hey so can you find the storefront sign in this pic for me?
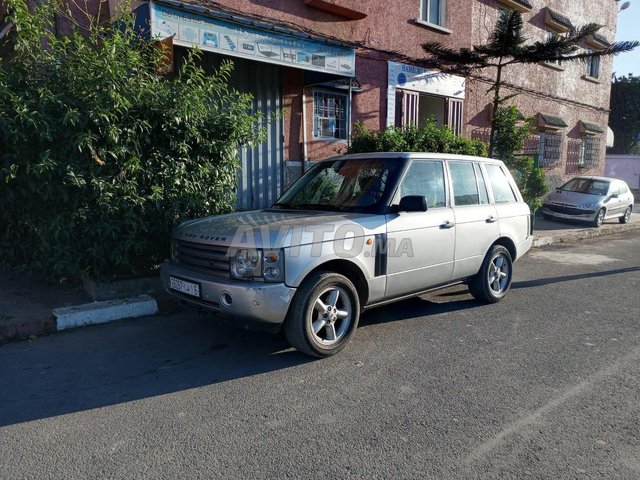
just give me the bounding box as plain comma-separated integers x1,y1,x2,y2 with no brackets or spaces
386,61,465,127
150,1,356,77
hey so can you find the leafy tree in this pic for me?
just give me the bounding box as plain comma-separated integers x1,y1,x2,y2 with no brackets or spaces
0,0,265,282
609,74,640,154
348,119,487,157
493,105,547,210
422,10,639,157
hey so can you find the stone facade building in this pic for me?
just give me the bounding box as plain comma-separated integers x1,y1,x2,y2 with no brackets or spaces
1,0,619,209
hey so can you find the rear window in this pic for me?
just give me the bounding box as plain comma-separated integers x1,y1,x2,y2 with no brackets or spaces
485,164,517,203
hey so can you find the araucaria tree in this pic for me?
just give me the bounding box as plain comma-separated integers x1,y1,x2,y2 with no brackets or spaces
422,10,639,157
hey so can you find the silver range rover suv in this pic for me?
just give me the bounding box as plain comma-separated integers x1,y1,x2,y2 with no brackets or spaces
161,153,533,357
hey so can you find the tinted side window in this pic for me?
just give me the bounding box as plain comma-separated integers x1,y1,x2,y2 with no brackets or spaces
485,164,517,203
399,160,446,208
449,161,480,206
473,163,490,205
620,183,629,194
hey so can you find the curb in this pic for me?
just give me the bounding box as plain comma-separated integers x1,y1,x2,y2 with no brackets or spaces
533,221,640,248
53,295,158,331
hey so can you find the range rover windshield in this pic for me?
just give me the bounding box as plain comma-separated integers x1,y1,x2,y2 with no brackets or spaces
273,158,402,213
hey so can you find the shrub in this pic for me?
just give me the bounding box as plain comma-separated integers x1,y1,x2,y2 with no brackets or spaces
0,0,264,282
492,105,547,210
348,120,488,157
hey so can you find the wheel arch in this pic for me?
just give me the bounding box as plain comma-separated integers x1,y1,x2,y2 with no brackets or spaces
304,260,369,306
492,236,517,261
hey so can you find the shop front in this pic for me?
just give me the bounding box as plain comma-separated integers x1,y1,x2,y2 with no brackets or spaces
149,0,356,210
386,61,466,135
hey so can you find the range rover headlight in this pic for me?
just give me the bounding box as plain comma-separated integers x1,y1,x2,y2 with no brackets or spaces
230,248,261,279
263,250,284,282
229,248,285,282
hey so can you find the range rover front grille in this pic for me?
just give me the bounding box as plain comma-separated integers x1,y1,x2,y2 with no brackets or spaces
174,239,230,278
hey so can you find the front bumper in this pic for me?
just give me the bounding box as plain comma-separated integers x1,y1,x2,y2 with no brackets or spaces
542,204,597,222
160,262,296,328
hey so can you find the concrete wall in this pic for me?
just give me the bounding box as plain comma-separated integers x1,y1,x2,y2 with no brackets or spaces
605,155,640,191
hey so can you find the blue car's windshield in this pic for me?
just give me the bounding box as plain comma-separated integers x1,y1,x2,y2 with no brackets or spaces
560,178,610,196
273,158,403,213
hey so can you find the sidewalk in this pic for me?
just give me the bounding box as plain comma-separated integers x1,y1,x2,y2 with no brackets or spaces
532,207,640,247
1,210,639,343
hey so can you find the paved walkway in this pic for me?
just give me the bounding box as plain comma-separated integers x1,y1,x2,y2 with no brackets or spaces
1,209,639,343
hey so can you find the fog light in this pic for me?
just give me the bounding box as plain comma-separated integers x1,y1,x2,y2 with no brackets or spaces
220,292,233,307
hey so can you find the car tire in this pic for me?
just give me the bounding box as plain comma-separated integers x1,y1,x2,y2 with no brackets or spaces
593,208,606,228
468,245,513,304
619,206,632,224
284,271,360,358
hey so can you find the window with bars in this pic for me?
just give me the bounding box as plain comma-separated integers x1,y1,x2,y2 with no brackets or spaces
313,90,348,140
579,137,601,168
539,132,563,167
421,0,446,26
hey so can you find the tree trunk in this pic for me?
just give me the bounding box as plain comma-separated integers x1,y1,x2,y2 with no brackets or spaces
488,64,503,158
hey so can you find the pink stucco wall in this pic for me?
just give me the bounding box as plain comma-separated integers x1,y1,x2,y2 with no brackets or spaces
74,0,618,177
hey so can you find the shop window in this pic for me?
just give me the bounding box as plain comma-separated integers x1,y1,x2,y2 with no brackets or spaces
313,90,348,141
579,137,601,168
397,90,462,135
585,50,600,79
421,0,446,27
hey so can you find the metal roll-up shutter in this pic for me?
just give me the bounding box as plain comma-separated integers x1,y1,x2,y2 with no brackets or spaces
186,48,284,211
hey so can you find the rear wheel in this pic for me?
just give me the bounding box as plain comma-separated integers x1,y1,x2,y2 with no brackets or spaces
619,206,632,224
593,208,605,228
284,271,360,358
469,245,513,303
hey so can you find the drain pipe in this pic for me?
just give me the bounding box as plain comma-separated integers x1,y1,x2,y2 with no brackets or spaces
301,87,308,174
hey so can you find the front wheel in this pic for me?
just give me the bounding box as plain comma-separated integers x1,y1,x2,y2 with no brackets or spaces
284,271,360,357
468,245,513,303
619,206,632,224
593,208,605,228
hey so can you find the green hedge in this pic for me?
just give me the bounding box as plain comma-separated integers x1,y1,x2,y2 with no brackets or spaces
0,0,264,282
348,120,488,157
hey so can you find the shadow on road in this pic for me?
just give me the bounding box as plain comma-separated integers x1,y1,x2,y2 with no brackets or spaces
512,266,640,289
0,314,312,427
4,265,634,428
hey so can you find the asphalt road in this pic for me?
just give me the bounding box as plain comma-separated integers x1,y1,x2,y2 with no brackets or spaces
1,232,639,479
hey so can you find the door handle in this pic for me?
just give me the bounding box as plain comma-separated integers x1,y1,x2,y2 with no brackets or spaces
486,216,498,223
440,220,455,229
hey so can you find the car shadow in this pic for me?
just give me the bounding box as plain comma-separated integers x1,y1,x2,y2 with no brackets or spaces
512,266,640,289
0,314,313,427
360,285,484,327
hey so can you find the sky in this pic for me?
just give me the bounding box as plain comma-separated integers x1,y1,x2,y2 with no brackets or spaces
613,1,640,77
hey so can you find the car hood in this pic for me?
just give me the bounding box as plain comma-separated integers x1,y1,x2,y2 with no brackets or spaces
545,190,603,207
174,209,387,249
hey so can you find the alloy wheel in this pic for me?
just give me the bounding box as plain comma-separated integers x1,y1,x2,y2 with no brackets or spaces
310,286,352,345
487,253,510,295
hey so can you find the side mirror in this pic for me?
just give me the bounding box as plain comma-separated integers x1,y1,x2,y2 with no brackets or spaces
397,195,428,212
611,193,619,199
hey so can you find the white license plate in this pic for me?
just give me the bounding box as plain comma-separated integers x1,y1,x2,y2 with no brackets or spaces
555,213,571,219
169,276,201,298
